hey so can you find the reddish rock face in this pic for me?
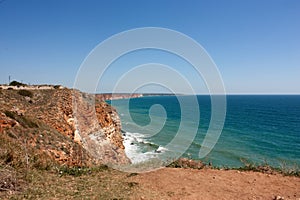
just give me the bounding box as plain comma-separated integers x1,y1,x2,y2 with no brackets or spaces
95,102,124,149
0,88,129,166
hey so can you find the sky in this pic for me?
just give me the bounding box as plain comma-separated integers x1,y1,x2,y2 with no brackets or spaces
0,0,299,94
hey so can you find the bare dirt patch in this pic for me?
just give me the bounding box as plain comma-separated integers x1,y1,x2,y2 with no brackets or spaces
130,168,300,200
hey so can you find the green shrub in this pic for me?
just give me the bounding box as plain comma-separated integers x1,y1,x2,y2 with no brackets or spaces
9,81,26,87
58,166,91,177
19,116,39,128
4,111,38,128
57,165,109,177
53,85,61,89
4,111,16,119
18,90,33,98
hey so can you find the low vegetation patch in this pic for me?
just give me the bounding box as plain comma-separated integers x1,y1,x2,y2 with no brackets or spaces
0,168,21,193
18,89,33,98
207,158,300,177
167,158,300,177
57,165,109,177
3,111,15,119
167,158,206,169
53,85,61,89
9,81,27,87
4,111,38,128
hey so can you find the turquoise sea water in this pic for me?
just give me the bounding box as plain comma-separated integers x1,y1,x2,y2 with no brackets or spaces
108,95,300,168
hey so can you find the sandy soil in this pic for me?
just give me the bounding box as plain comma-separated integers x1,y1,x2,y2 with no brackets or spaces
130,168,300,200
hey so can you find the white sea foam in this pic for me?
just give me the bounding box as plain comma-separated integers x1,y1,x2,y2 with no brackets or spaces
155,146,168,153
123,132,149,163
122,131,160,164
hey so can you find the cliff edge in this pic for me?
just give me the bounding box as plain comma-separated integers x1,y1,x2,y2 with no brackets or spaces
0,86,129,167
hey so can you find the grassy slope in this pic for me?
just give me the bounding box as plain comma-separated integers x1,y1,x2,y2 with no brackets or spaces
0,131,141,199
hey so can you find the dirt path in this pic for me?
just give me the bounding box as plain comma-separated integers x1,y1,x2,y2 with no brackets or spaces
130,168,300,200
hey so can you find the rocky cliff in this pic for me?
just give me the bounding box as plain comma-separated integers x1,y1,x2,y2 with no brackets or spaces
0,87,129,167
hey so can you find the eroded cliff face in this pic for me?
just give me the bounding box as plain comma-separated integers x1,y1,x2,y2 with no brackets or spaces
72,90,129,165
0,87,129,166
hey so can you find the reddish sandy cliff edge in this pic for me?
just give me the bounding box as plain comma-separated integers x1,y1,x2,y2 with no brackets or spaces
0,86,129,166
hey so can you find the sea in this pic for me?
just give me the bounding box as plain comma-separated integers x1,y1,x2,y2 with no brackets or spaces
107,95,300,169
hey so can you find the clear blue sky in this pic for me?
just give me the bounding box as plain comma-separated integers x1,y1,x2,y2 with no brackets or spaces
0,0,299,94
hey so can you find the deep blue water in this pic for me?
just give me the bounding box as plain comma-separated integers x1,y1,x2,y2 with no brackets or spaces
108,95,300,168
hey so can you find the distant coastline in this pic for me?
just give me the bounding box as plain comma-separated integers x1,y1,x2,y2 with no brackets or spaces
96,93,176,101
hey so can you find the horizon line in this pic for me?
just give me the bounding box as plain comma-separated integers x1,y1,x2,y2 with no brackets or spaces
96,92,300,95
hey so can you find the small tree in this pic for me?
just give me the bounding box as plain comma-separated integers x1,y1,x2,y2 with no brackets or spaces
9,81,26,87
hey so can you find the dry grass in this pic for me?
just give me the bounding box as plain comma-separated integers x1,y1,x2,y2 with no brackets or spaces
0,130,139,199
10,168,138,200
0,166,139,199
0,168,19,193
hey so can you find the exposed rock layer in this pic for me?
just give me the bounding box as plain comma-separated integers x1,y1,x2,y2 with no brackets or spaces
0,87,129,166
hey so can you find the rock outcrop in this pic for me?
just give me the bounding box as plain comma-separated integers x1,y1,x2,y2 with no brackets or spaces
0,87,129,166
